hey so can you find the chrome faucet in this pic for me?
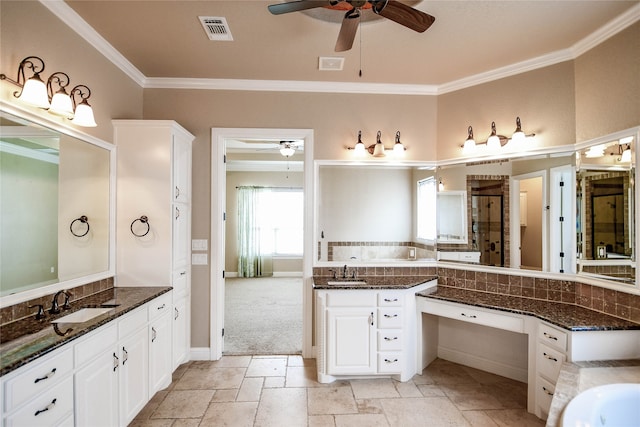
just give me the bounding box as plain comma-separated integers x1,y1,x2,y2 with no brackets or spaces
50,290,72,315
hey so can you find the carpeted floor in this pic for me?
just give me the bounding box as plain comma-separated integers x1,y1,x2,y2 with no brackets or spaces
224,277,303,355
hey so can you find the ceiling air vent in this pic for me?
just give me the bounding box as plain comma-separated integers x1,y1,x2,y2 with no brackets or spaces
199,16,233,41
319,57,344,71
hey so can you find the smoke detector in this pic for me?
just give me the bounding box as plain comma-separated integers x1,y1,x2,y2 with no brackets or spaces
199,16,233,41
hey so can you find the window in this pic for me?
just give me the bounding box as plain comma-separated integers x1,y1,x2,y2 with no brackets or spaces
416,177,437,241
257,189,303,255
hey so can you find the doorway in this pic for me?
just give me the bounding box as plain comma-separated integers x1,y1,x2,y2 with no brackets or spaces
210,128,314,360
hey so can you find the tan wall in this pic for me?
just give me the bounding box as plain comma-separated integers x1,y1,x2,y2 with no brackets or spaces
0,1,143,142
574,22,640,143
436,62,577,161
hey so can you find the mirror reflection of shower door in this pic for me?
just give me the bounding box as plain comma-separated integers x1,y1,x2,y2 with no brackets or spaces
473,195,504,266
592,193,625,257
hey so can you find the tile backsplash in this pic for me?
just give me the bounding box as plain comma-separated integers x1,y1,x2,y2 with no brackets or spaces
0,277,114,326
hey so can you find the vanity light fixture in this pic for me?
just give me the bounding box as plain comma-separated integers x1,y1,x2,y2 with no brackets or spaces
461,117,535,155
70,85,97,127
348,130,407,157
0,56,50,108
0,56,98,127
47,72,74,118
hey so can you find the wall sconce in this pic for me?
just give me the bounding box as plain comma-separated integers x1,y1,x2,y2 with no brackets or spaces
348,130,407,157
1,56,97,127
461,117,535,155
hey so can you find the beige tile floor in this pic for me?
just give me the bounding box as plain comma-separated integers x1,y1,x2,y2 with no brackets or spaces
130,356,545,427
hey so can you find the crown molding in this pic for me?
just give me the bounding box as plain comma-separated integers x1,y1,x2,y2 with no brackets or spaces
41,0,639,96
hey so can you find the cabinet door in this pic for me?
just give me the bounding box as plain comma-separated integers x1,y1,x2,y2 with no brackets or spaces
75,349,119,427
172,134,191,204
172,295,189,370
120,326,149,426
326,307,375,375
172,203,190,269
149,312,173,395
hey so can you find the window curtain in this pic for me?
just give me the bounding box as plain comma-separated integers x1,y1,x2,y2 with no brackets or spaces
237,186,273,277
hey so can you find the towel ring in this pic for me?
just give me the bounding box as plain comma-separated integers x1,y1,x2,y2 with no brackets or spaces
130,215,150,237
70,215,90,237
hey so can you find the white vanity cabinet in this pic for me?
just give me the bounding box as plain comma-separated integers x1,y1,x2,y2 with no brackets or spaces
148,292,173,395
534,322,567,418
316,280,435,383
114,120,194,371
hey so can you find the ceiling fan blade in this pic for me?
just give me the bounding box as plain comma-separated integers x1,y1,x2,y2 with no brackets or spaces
268,1,332,15
372,0,435,33
335,8,360,52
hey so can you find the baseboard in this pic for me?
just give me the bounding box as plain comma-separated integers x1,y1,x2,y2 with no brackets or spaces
225,272,303,278
438,346,528,383
190,347,213,361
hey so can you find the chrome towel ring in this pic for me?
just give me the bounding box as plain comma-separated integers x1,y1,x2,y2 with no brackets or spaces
130,215,150,237
70,215,90,237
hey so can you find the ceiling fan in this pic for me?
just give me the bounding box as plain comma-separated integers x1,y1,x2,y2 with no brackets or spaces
268,0,436,52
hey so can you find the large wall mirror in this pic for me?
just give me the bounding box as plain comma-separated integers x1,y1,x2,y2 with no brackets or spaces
0,105,114,303
316,163,437,263
576,129,636,286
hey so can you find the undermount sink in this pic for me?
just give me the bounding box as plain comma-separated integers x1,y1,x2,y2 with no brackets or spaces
51,307,112,324
327,280,367,286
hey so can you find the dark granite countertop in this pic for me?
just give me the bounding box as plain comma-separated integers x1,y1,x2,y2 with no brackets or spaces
313,275,438,290
417,286,640,332
0,286,171,377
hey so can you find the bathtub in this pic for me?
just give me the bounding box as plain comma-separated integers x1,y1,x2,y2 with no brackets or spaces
562,383,640,427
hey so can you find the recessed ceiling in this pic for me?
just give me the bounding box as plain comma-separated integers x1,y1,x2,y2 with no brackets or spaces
63,1,638,87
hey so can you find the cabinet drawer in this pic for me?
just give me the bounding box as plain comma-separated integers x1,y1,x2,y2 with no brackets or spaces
538,323,567,352
377,309,403,329
148,292,172,320
326,291,376,307
422,300,524,333
118,305,148,339
377,353,402,374
4,347,73,412
536,376,556,416
536,343,565,383
75,323,117,367
377,330,403,351
5,376,73,427
377,292,403,307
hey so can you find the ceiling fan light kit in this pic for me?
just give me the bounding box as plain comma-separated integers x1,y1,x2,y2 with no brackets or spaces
268,0,435,52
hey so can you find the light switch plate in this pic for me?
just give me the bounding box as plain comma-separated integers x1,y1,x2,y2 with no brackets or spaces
192,239,208,251
192,253,208,265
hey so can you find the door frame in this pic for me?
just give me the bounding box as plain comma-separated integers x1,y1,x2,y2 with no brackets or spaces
210,127,314,360
510,170,548,271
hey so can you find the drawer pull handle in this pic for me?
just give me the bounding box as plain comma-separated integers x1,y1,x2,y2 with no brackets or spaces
175,307,180,320
157,304,166,310
543,352,558,362
384,314,398,318
543,332,558,341
34,398,56,417
384,298,398,302
123,347,129,365
542,386,554,396
113,353,119,372
175,206,181,220
175,186,180,199
384,337,398,341
384,358,398,363
152,327,157,342
34,368,56,384
369,312,374,326
461,313,477,319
